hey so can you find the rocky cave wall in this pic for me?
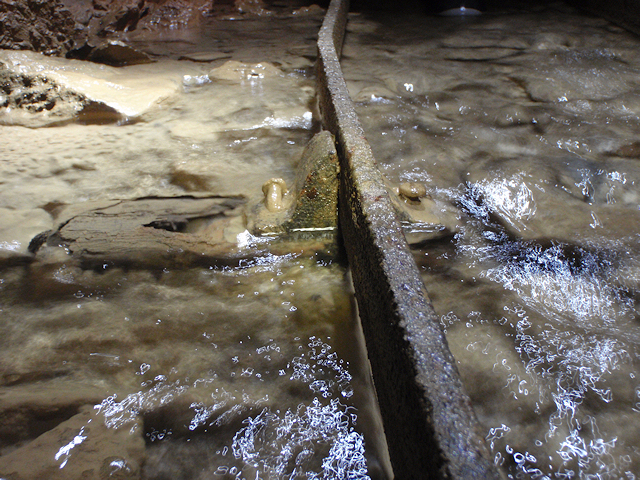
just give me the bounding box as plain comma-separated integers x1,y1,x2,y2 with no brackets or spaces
0,0,80,55
0,0,319,57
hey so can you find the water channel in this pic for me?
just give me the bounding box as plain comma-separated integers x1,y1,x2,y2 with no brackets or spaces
1,1,640,479
341,3,640,479
0,5,389,479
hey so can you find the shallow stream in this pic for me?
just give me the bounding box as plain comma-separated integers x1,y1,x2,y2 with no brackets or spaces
2,1,640,479
342,4,640,479
0,255,387,479
0,6,389,480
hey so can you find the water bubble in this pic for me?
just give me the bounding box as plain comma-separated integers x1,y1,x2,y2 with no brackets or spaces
101,457,133,478
214,466,229,475
230,398,369,479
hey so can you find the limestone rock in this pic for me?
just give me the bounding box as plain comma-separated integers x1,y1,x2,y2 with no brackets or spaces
0,50,182,126
0,382,108,452
135,0,210,31
94,0,148,36
0,58,99,127
87,40,153,66
32,196,246,268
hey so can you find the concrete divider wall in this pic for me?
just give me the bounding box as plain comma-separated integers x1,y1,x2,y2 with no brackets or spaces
316,1,502,478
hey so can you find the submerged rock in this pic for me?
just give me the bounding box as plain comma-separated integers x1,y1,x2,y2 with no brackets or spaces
31,196,247,268
610,141,640,158
0,406,145,480
0,382,108,452
87,40,153,66
0,208,53,256
464,156,640,250
511,49,637,103
208,60,284,82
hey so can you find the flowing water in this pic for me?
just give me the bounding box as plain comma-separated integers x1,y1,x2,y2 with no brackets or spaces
0,11,322,252
0,255,387,479
341,3,640,479
3,2,640,479
0,6,390,479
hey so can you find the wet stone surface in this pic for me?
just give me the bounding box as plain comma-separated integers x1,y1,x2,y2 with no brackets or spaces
0,0,79,55
30,196,247,269
250,130,340,236
0,9,323,260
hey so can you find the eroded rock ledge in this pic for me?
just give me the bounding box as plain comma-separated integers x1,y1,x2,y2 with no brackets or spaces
0,0,79,55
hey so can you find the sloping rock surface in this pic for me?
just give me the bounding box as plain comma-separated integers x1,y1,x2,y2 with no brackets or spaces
0,50,183,125
34,196,246,268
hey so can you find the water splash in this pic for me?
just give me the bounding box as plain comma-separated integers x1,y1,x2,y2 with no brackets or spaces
231,399,369,479
453,232,640,478
91,336,370,479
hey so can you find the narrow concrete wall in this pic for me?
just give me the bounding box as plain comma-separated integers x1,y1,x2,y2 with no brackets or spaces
315,1,502,478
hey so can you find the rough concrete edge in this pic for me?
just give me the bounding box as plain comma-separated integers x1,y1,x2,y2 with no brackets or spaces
316,1,502,479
